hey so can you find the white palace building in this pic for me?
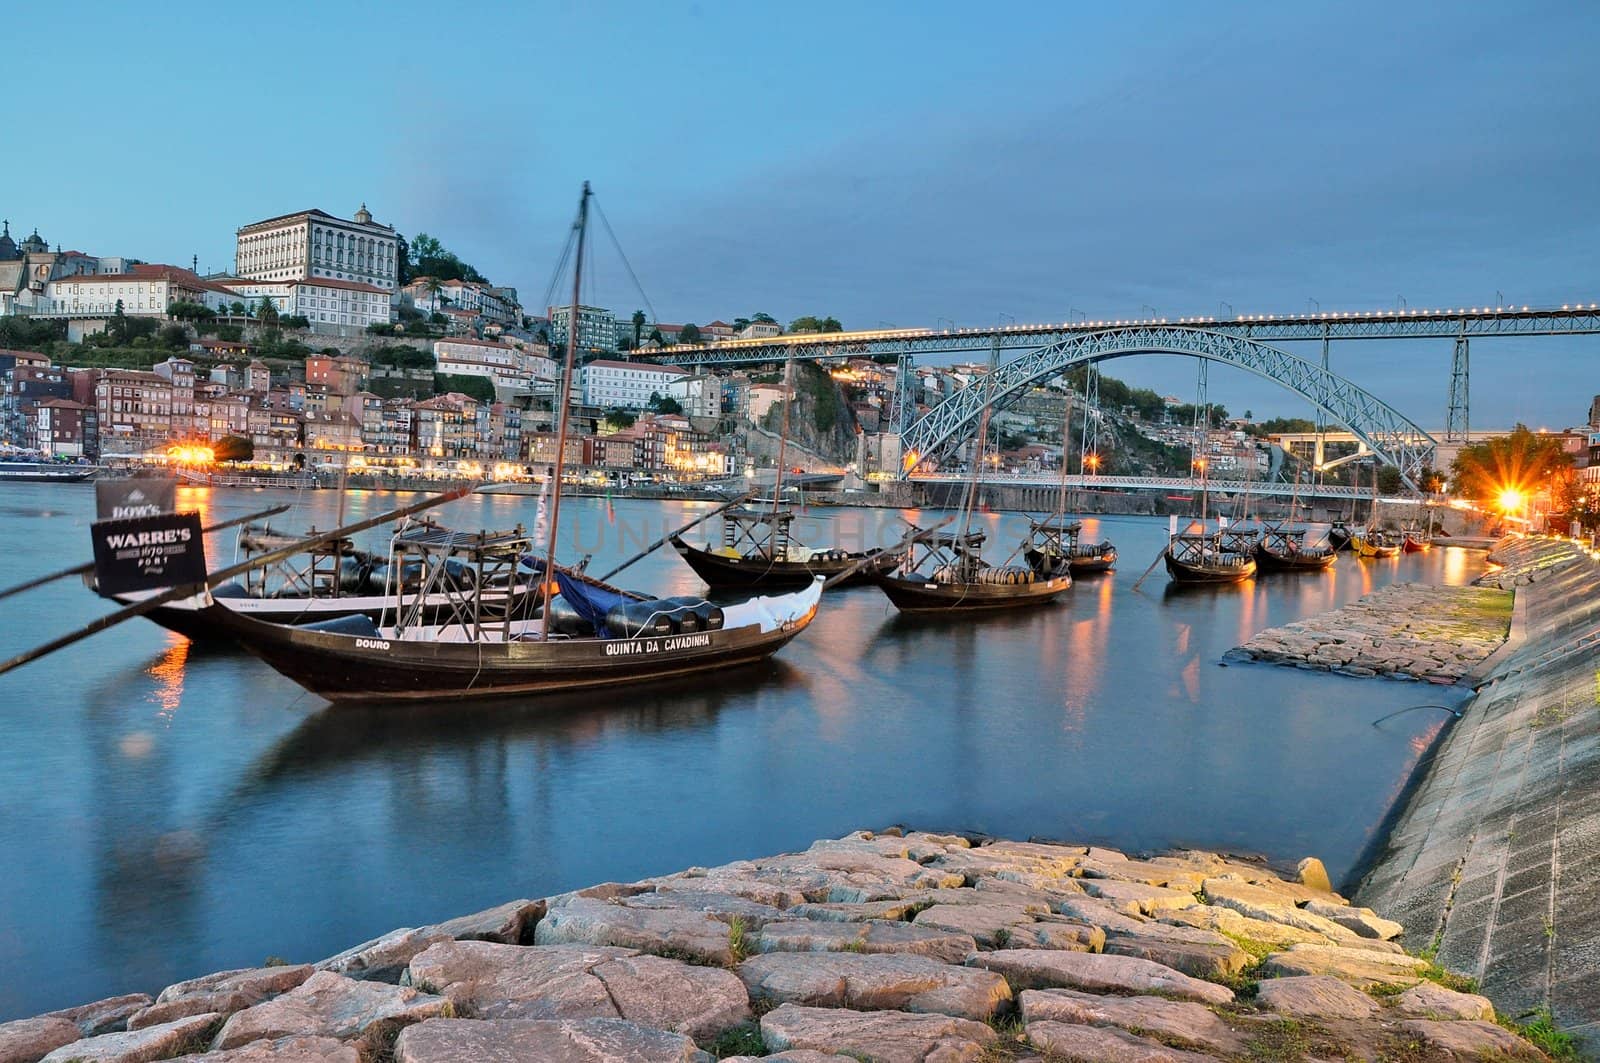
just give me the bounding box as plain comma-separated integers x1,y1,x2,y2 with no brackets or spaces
234,204,399,292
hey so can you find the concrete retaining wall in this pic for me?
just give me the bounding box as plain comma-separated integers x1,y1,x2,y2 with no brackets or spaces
1358,537,1600,1051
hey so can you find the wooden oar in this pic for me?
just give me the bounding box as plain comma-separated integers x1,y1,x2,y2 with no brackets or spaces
0,503,293,604
0,488,472,679
594,491,756,582
822,516,955,590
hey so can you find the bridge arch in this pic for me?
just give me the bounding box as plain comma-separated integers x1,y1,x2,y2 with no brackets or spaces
900,326,1437,488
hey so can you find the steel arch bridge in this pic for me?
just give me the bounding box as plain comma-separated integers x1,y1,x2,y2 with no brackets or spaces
900,326,1437,489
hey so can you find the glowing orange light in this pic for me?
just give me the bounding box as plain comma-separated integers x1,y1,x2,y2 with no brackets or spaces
1498,488,1525,513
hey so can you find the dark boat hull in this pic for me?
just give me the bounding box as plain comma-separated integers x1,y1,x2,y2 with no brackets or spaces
671,536,899,589
1403,536,1431,553
1252,544,1336,572
872,573,1071,613
197,588,820,704
1164,553,1256,583
1024,547,1117,576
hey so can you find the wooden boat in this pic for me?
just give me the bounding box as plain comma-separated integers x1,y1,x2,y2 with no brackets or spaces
108,521,539,641
1403,534,1431,553
874,531,1071,613
191,182,825,703
1254,524,1337,572
1023,518,1116,576
672,507,900,589
203,525,822,702
1328,521,1354,552
1351,528,1402,558
1164,531,1256,583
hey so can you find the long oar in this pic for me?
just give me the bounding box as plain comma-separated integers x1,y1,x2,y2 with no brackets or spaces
821,516,954,591
595,491,756,583
0,503,293,604
0,488,472,679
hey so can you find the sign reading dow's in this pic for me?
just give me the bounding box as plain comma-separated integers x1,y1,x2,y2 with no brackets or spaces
91,512,207,596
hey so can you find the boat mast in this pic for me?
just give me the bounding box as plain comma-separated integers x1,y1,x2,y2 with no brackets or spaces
540,181,591,641
771,350,793,518
1052,384,1074,525
959,337,1001,543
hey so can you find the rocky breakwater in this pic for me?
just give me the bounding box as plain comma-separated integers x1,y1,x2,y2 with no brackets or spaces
1,831,1564,1063
1227,582,1513,682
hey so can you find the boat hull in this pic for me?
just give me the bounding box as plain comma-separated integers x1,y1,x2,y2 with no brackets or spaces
1351,536,1401,559
1402,536,1431,553
872,573,1071,613
198,586,821,704
1164,553,1257,583
1025,547,1117,576
671,536,899,589
1253,544,1336,572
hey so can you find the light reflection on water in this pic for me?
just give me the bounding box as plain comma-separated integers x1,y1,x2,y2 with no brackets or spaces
0,484,1482,1019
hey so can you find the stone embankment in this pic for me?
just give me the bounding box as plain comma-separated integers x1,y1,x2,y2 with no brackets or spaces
1,831,1560,1063
1361,536,1600,1055
1227,582,1513,682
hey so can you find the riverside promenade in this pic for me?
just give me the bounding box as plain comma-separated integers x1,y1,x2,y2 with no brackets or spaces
1359,536,1600,1054
0,830,1557,1062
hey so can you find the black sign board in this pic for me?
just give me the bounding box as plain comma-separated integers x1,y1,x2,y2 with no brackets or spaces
96,477,176,521
91,512,208,596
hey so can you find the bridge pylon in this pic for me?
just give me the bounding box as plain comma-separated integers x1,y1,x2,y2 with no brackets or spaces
1445,331,1470,443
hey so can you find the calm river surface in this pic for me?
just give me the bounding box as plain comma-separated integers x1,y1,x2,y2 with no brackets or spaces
0,482,1484,1019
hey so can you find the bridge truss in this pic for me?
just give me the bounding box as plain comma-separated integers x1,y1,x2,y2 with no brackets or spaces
898,326,1437,490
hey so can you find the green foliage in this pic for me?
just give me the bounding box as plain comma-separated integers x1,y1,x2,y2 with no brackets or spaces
752,312,776,324
166,300,215,323
434,373,495,404
409,231,487,284
603,408,636,431
798,362,842,433
678,322,702,344
726,917,750,963
157,323,190,349
372,345,435,370
1502,1007,1578,1060
1449,425,1575,505
789,314,843,333
255,295,278,328
97,305,159,347
212,324,244,342
280,314,310,331
648,392,684,416
630,309,646,349
229,300,247,316
213,435,254,462
0,315,67,350
1244,1019,1311,1062
1376,464,1403,494
1255,416,1319,435
707,1022,765,1058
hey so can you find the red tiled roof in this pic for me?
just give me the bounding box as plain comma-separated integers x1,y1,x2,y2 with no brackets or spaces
435,336,513,350
58,263,238,297
33,398,93,410
237,208,394,235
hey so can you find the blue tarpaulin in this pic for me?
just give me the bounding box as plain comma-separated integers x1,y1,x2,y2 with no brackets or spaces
552,567,629,638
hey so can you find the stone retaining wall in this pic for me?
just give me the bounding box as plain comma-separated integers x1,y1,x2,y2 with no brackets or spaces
1,831,1557,1062
1359,536,1600,1055
1228,582,1513,682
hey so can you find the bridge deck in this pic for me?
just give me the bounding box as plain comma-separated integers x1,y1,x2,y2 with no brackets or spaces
911,473,1403,500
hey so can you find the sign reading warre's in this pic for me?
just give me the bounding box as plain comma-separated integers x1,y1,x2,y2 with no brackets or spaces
91,512,208,596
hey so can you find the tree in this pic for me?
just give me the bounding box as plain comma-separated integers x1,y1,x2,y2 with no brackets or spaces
648,327,664,345
732,317,751,332
429,311,447,326
752,312,776,324
1376,465,1403,495
410,232,486,284
230,300,246,316
789,315,843,333
280,314,310,330
109,300,128,344
425,277,444,310
395,233,411,285
256,295,279,329
434,372,495,404
167,300,214,323
631,309,646,349
1449,426,1576,511
159,323,190,349
603,408,637,431
213,434,254,463
678,322,702,344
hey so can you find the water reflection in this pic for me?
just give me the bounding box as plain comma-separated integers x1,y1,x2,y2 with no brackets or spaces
0,484,1492,1019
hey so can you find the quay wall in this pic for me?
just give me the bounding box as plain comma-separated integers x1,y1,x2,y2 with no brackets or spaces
1358,537,1600,1051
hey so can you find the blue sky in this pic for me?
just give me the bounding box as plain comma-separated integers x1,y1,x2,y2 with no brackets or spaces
5,1,1598,428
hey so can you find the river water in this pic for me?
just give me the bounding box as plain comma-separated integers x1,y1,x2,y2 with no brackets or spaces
0,482,1483,1019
